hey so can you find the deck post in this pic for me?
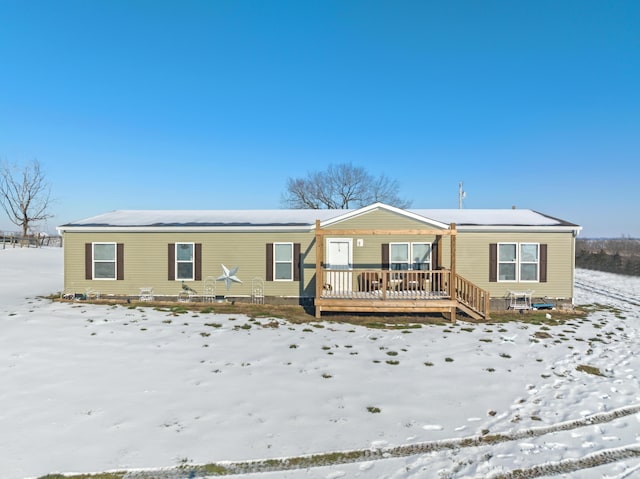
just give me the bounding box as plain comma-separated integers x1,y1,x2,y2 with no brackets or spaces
450,223,457,279
485,291,491,319
450,223,457,322
315,220,323,318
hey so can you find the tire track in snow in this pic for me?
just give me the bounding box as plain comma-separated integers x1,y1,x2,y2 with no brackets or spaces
484,444,640,479
575,279,640,307
120,403,640,478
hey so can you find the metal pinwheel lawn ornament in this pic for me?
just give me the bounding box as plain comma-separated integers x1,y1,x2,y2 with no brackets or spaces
216,264,242,290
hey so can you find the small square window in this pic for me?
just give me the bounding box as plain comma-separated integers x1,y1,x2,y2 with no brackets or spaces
499,263,516,281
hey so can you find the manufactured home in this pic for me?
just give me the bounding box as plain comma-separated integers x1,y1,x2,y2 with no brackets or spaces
57,203,581,320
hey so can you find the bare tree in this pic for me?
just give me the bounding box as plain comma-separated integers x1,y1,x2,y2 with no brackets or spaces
0,159,53,237
282,163,411,209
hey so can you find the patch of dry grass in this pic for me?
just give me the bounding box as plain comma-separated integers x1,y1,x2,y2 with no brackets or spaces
53,296,587,328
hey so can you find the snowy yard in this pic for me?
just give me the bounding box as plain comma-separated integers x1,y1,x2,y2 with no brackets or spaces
1,247,639,479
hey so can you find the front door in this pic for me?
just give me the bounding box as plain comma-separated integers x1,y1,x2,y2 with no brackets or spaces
326,238,353,293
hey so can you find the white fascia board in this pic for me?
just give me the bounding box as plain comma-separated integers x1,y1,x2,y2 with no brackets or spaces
320,202,450,229
318,203,378,227
457,225,583,234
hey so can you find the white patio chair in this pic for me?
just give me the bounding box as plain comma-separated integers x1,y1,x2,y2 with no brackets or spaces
203,276,216,302
252,277,264,304
139,287,154,302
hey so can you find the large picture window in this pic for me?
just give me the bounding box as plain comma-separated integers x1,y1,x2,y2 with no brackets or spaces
498,243,539,282
390,242,431,271
274,242,294,281
93,243,116,280
176,243,194,280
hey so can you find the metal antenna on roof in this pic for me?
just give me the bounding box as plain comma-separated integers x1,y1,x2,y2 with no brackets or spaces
458,182,466,209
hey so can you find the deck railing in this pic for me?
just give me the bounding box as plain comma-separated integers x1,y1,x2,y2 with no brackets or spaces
319,268,490,319
454,274,490,318
320,269,452,300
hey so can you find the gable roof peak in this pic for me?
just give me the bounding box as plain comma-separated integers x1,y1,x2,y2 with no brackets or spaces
320,202,450,229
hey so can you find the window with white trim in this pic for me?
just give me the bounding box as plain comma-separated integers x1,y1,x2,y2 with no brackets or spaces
498,243,517,281
498,242,539,282
93,243,116,280
390,242,432,271
175,243,195,280
412,243,432,271
519,243,539,282
390,243,409,271
274,242,294,281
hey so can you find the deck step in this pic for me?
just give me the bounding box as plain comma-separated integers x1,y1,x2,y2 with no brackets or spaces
456,301,487,320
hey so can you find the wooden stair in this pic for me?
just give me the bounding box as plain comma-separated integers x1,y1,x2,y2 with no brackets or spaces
454,274,490,320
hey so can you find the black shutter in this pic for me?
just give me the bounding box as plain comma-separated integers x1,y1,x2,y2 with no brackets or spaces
266,243,274,281
116,243,124,280
195,243,202,281
168,243,175,280
432,237,440,270
293,243,301,281
489,243,497,282
382,244,389,269
85,243,93,280
540,244,548,283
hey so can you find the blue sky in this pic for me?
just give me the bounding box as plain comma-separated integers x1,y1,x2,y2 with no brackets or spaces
1,0,638,238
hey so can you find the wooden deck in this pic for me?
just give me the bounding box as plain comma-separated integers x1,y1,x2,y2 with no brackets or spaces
312,220,490,321
314,269,490,321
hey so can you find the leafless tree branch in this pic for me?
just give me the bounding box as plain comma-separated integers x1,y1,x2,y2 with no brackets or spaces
0,159,53,237
281,163,411,209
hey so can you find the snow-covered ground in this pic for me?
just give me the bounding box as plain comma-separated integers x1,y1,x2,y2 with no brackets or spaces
1,246,639,479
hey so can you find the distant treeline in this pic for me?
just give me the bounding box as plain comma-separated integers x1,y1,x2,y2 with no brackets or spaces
576,238,640,276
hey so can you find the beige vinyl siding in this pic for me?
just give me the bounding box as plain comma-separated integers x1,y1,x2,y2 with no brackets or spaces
63,231,317,298
343,234,441,268
62,213,576,303
325,209,448,269
455,231,576,299
328,209,447,231
437,237,451,269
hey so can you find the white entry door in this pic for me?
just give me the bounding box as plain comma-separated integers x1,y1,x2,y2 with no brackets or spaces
326,238,353,293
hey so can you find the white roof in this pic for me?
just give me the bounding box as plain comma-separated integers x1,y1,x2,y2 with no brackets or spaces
61,209,341,227
409,209,574,227
58,204,580,233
